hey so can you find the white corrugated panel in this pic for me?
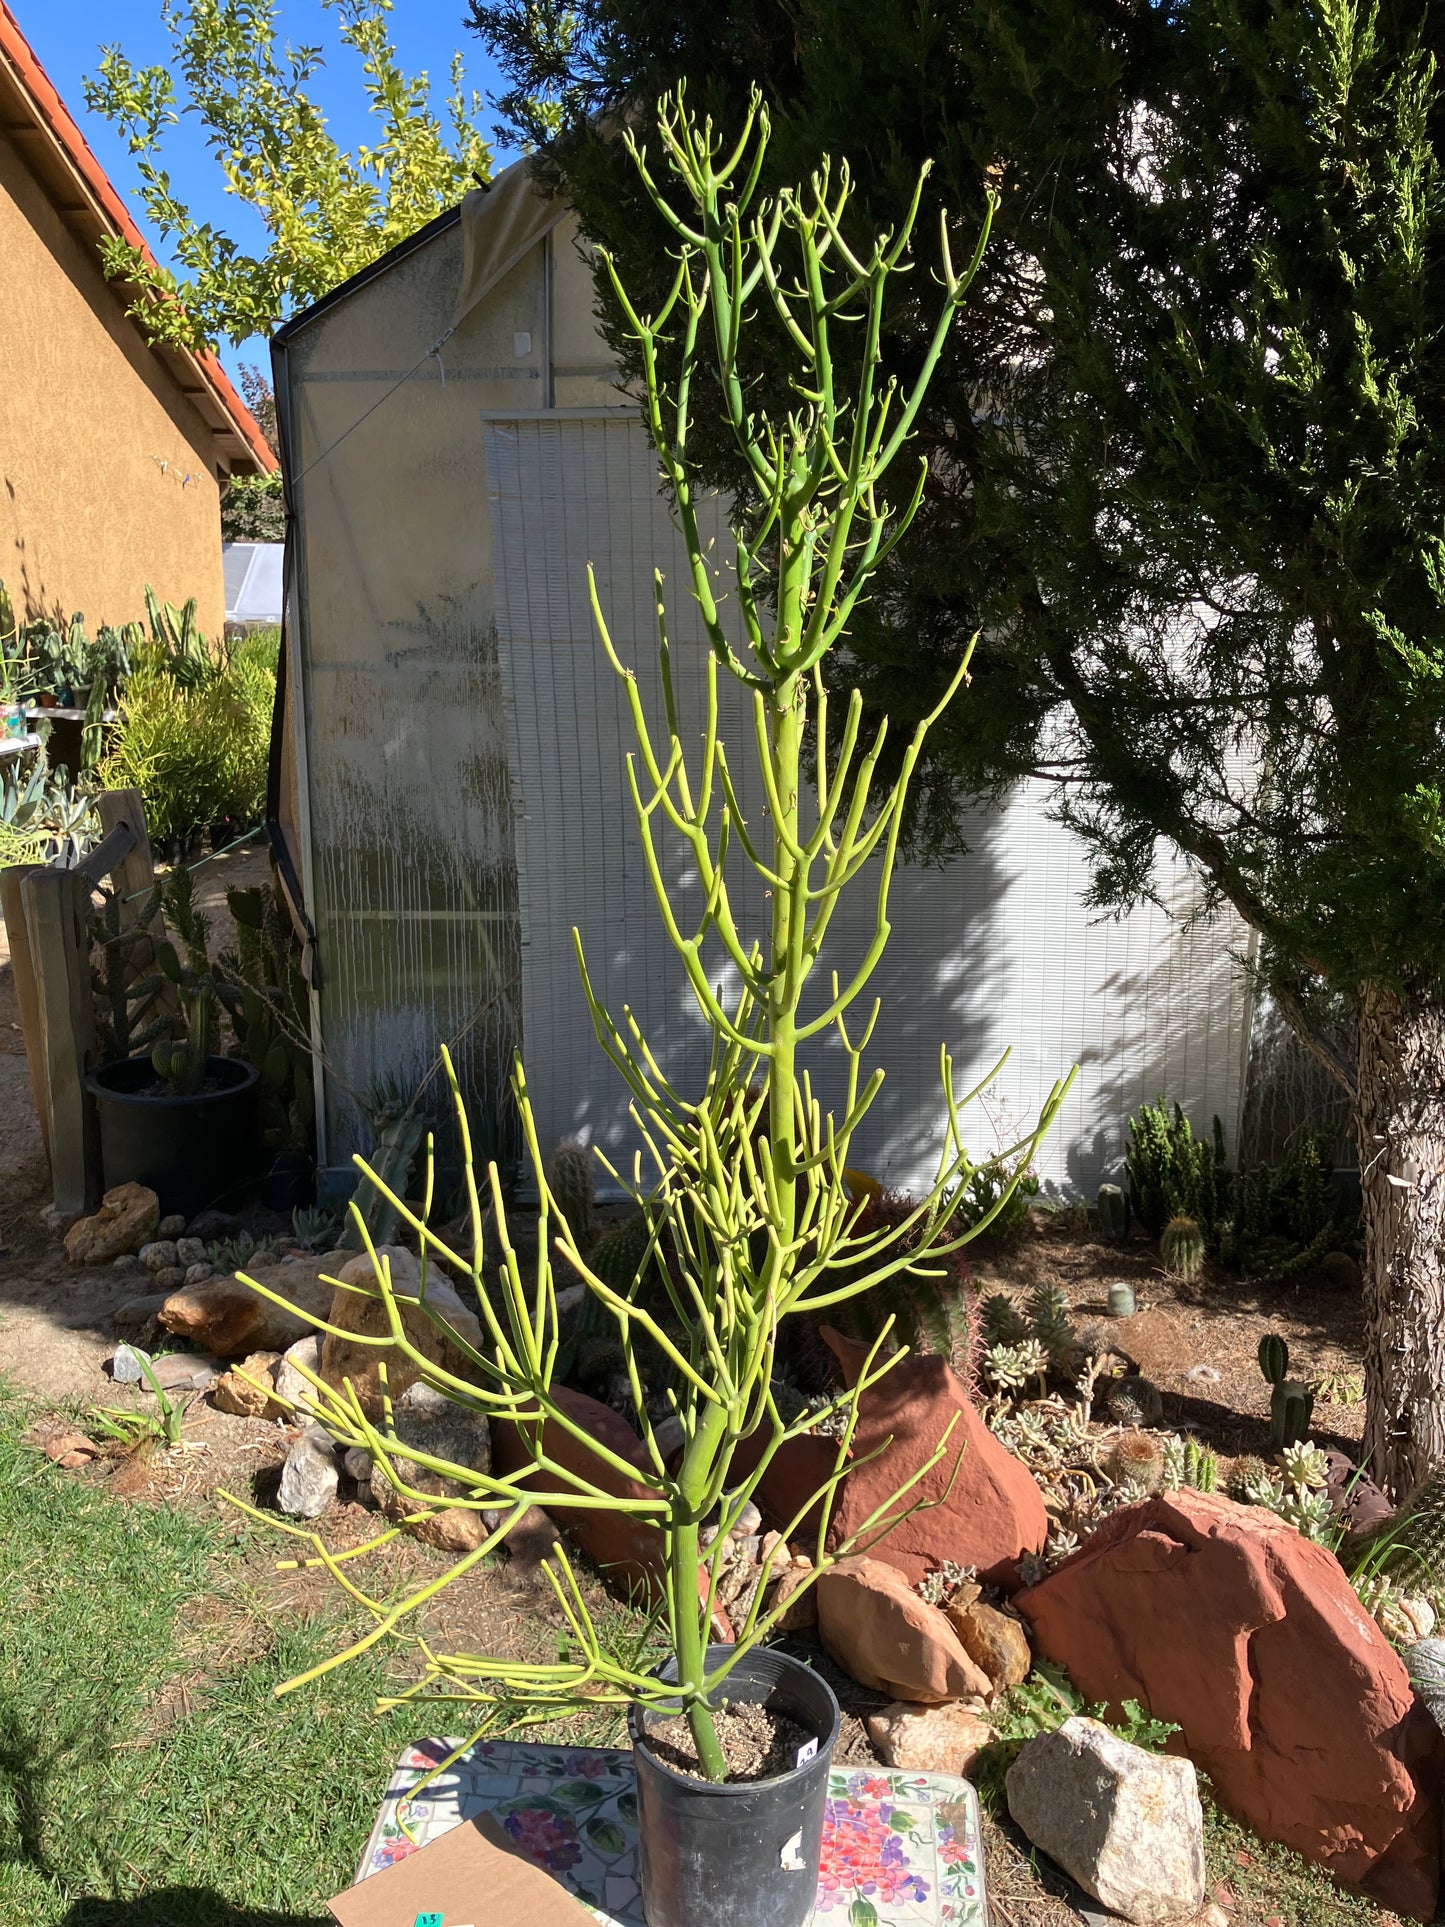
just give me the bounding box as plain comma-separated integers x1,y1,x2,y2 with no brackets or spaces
489,415,1251,1196
222,542,285,624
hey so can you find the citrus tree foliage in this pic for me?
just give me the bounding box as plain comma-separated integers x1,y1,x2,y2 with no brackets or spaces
86,0,492,351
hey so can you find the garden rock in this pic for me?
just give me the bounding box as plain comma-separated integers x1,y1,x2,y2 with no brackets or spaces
343,1446,373,1483
64,1184,160,1266
156,1266,188,1292
110,1252,146,1275
183,1263,214,1287
211,1351,282,1418
1323,1448,1393,1536
818,1330,1049,1590
150,1352,219,1393
273,1335,322,1414
106,1344,147,1384
491,1385,672,1598
158,1253,347,1358
183,1209,237,1242
867,1701,993,1775
1006,1716,1205,1924
140,1240,179,1274
174,1237,208,1269
767,1567,818,1632
368,1404,492,1555
112,1292,169,1334
277,1426,339,1518
946,1596,1032,1691
157,1214,186,1239
815,1556,991,1703
319,1247,486,1417
1016,1489,1443,1918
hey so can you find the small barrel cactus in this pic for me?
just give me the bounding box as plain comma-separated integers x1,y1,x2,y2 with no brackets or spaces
1107,1374,1163,1428
1160,1214,1206,1282
1228,1453,1269,1501
1096,1182,1131,1243
1108,1430,1165,1494
1183,1436,1218,1492
547,1139,596,1243
1106,1280,1137,1318
1404,1637,1445,1730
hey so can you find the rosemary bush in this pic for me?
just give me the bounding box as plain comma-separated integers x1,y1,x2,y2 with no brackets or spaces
233,92,1068,1782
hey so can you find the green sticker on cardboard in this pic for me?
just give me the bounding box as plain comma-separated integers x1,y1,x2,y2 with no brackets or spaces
413,1914,443,1927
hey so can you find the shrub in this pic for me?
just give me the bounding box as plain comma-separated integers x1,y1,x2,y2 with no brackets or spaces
99,646,274,842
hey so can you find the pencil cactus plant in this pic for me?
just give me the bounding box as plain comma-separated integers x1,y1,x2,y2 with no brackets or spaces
228,91,1068,1786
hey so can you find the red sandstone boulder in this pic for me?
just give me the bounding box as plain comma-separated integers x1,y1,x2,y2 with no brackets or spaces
489,1388,730,1634
816,1555,991,1702
820,1331,1048,1591
1015,1490,1443,1919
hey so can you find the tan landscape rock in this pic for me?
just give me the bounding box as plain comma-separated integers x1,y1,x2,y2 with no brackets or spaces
158,1253,347,1357
64,1184,160,1266
209,1350,282,1419
815,1556,991,1703
319,1246,486,1416
866,1700,994,1774
946,1596,1032,1691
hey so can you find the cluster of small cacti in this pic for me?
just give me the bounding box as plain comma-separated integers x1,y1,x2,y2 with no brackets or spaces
1107,1430,1165,1493
546,1140,596,1242
1257,1332,1316,1449
1160,1214,1206,1282
1160,1434,1218,1492
1127,1098,1229,1237
1026,1283,1075,1368
1230,1433,1334,1540
980,1291,1028,1346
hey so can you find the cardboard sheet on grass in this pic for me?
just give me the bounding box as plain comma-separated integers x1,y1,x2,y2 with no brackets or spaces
334,1736,987,1926
328,1812,591,1926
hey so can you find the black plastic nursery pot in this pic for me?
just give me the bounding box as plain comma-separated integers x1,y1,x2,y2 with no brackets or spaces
628,1645,840,1927
85,1055,261,1220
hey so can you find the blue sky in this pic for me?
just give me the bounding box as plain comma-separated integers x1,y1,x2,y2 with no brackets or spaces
21,0,514,387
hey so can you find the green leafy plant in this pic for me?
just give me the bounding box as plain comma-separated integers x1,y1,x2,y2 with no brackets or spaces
89,1350,187,1448
223,93,1069,1783
1127,1100,1230,1241
85,0,491,352
89,880,171,1062
0,751,99,866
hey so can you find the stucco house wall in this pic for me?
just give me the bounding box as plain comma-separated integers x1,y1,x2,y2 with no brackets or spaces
0,133,229,633
0,1,273,637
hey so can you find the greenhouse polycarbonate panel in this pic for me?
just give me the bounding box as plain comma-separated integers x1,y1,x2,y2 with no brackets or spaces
487,415,1252,1196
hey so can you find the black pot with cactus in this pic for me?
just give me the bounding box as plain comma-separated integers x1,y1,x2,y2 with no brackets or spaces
84,866,272,1217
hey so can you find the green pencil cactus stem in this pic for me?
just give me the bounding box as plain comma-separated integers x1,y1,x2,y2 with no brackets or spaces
225,90,1071,1787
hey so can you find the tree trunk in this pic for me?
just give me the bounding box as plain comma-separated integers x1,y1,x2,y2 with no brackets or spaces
1355,982,1445,1498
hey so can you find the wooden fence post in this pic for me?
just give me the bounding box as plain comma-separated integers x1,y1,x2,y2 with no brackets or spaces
0,864,51,1166
20,866,100,1216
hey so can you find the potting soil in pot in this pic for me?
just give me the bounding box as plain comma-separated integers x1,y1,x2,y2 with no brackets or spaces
353,1736,987,1925
643,1702,813,1782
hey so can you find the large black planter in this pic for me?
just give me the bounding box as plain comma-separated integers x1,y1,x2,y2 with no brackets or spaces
628,1645,840,1927
85,1055,261,1220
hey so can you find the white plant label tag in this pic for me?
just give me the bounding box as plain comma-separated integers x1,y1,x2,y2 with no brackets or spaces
795,1738,818,1767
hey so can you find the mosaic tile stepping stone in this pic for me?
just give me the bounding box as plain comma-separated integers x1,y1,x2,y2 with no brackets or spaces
357,1738,987,1926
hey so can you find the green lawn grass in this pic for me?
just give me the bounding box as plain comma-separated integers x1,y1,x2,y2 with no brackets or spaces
0,1384,407,1926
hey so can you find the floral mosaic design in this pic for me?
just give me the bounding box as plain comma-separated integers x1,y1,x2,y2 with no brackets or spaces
357,1740,985,1927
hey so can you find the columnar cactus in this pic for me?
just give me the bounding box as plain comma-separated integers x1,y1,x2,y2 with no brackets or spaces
1160,1214,1205,1282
